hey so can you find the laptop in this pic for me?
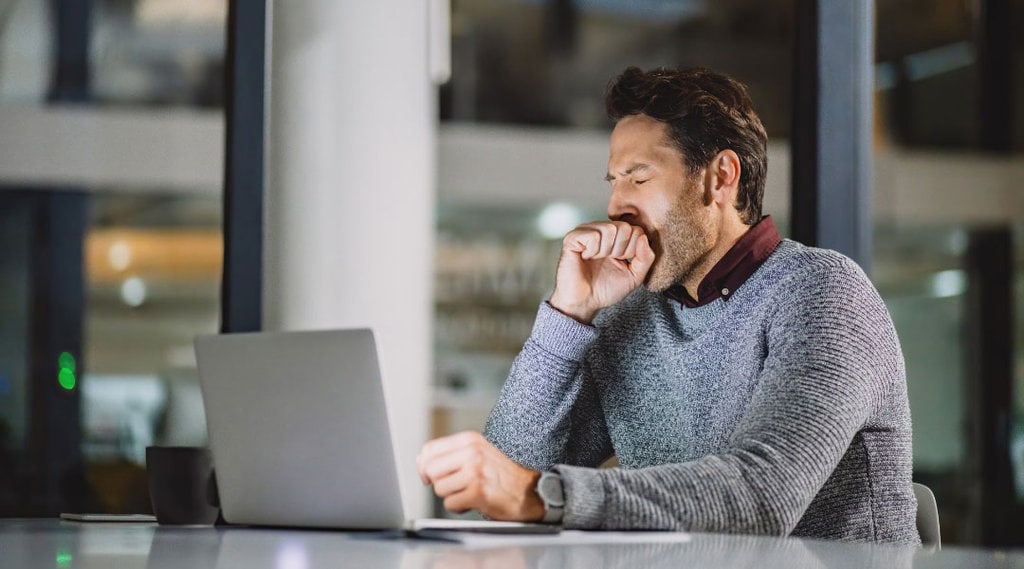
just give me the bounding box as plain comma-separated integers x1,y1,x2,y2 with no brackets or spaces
194,328,557,534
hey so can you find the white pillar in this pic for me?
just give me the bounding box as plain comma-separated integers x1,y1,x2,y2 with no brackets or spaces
264,0,435,518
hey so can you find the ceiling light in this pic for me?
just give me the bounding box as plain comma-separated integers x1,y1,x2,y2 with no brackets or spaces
121,277,147,308
537,202,583,240
929,270,966,299
107,240,132,271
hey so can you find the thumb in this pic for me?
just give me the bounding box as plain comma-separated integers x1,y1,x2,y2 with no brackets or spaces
629,234,656,279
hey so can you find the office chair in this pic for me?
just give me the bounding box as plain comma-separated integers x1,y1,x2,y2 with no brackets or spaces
913,482,941,549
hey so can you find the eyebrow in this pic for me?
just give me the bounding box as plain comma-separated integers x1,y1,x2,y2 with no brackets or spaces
604,163,651,182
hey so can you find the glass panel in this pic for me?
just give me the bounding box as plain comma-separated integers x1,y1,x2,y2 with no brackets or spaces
444,0,794,132
434,0,797,477
875,0,977,149
0,1,52,104
874,0,1024,545
79,0,227,513
93,0,226,108
874,223,969,540
1016,224,1024,502
0,0,226,514
3,0,226,108
434,203,603,434
0,198,32,474
82,193,222,513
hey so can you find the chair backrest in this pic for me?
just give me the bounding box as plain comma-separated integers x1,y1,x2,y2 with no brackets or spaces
913,482,941,549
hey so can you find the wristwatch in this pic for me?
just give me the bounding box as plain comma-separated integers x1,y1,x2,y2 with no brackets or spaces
535,471,565,524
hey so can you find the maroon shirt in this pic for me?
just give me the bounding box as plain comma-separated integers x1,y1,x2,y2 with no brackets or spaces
665,215,782,308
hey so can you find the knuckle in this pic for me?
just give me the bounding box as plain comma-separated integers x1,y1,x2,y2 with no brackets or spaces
563,229,591,247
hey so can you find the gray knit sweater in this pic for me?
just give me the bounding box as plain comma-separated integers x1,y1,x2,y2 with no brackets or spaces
484,239,920,544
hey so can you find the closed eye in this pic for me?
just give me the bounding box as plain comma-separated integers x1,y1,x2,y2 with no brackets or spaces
634,179,648,185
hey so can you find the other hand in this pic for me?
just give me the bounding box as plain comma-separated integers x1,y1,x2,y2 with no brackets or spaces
416,431,544,522
549,221,656,323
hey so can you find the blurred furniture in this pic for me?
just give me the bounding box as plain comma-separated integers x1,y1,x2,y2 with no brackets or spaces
914,482,942,549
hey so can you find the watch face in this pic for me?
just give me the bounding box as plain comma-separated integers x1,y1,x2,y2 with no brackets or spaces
538,473,565,507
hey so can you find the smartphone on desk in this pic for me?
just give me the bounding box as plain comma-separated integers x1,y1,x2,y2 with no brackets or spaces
60,513,157,523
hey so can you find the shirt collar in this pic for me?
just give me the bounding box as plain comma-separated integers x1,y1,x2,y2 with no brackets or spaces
664,215,782,308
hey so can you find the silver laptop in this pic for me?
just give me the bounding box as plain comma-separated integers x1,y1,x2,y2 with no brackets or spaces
195,328,406,529
195,328,556,534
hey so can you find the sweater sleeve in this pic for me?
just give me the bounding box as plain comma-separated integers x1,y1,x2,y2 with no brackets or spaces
483,302,614,470
553,259,901,535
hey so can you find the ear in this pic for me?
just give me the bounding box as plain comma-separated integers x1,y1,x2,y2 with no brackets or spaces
708,150,741,207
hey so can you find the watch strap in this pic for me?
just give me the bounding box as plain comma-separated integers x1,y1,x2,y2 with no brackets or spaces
536,471,565,524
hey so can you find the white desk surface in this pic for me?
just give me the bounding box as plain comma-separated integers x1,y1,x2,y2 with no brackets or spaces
3,519,1023,569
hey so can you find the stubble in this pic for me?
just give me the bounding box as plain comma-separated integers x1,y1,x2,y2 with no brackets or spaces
643,182,715,293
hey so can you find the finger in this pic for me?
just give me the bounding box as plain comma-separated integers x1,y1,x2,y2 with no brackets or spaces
418,434,471,484
563,227,602,260
609,223,639,258
421,446,480,485
610,223,643,258
629,234,656,276
443,489,481,515
416,451,429,485
416,445,436,485
621,226,642,260
574,223,615,259
595,224,616,258
419,431,482,463
582,230,604,259
432,466,475,498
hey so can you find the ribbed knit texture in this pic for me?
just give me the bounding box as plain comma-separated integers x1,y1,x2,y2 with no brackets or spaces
484,239,920,544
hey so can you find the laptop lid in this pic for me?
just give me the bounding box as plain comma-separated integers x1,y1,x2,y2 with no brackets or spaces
194,328,406,529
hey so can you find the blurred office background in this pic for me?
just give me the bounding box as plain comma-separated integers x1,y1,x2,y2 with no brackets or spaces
1,0,1022,546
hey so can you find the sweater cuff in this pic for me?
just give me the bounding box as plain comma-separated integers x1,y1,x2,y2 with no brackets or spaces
553,464,606,529
529,302,599,362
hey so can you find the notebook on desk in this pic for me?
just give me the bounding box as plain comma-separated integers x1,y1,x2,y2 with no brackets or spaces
194,328,556,535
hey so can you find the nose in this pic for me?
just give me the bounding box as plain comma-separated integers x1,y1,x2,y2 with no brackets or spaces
607,183,638,222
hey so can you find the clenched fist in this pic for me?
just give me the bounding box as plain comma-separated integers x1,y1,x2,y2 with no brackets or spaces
417,431,544,522
549,221,656,324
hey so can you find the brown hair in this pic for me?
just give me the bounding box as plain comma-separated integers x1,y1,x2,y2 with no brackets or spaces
605,67,768,225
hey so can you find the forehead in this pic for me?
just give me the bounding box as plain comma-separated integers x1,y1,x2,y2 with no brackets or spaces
608,114,683,167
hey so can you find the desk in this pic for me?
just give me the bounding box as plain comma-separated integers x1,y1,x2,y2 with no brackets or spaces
2,519,1021,569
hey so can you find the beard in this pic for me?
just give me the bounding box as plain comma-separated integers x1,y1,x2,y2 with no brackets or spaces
643,187,715,294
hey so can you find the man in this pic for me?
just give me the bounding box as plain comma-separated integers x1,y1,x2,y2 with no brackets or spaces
417,66,919,544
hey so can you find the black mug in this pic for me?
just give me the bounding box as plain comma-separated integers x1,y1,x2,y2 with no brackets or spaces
146,446,220,525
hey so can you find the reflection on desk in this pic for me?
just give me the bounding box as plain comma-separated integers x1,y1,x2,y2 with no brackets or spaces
1,519,1020,569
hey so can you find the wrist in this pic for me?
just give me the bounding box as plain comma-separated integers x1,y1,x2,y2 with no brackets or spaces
521,470,545,522
548,294,597,324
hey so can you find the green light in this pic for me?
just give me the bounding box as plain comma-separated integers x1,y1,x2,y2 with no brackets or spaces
56,551,72,568
58,368,76,391
58,352,76,372
57,352,77,391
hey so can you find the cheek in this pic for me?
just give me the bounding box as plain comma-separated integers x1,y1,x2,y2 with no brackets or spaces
645,195,679,228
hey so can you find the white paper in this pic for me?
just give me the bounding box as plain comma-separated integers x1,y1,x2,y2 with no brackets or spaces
407,518,549,532
413,529,692,549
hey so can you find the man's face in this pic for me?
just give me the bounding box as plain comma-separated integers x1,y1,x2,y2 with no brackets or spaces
605,114,715,293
